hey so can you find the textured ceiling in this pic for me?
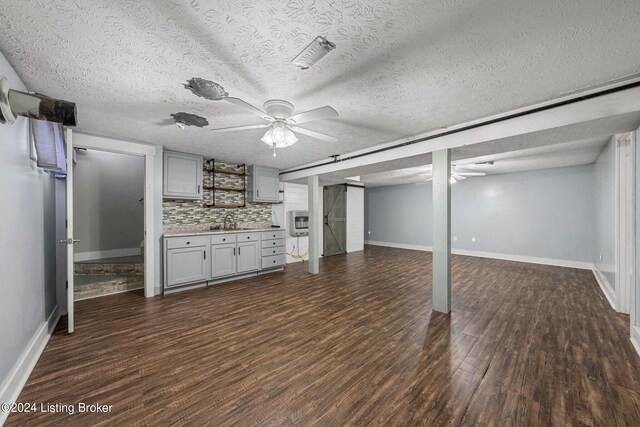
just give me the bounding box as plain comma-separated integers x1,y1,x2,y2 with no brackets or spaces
1,0,639,170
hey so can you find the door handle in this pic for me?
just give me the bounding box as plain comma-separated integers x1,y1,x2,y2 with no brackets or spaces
59,238,80,244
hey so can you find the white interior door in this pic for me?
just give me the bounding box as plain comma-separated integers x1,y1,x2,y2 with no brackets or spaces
65,128,75,333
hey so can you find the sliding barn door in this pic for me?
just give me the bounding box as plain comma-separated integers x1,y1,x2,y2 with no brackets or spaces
323,185,347,257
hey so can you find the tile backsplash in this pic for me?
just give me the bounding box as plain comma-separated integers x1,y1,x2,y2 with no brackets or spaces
163,160,274,227
163,201,273,226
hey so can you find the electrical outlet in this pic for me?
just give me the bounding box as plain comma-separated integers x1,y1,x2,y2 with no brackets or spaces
599,253,603,262
453,236,458,241
368,230,371,235
471,237,476,243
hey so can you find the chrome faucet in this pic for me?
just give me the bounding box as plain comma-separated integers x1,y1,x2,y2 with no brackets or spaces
223,214,236,229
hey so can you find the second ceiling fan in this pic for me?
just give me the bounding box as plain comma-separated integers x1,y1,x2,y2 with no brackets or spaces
181,78,339,156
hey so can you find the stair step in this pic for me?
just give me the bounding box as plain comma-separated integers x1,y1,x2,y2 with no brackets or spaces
74,275,144,300
75,263,144,275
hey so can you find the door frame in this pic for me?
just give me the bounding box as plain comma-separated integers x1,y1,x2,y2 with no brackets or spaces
71,132,158,299
616,132,634,314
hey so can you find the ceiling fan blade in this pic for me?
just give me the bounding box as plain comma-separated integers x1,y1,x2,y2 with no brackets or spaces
290,126,339,143
224,97,271,120
288,106,338,124
210,124,269,133
456,172,486,177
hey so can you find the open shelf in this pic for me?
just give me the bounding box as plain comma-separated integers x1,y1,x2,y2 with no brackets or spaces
204,159,247,208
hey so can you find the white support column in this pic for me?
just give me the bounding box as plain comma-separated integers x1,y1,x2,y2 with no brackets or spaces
308,175,320,274
432,149,452,313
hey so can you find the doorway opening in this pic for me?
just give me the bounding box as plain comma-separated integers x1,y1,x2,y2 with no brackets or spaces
72,149,145,300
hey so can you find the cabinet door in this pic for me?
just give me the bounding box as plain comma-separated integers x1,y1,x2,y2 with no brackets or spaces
166,246,207,287
211,243,237,278
254,166,279,202
237,241,259,273
163,151,203,199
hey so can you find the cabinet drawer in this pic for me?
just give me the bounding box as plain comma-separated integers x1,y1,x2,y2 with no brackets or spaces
261,246,285,257
262,254,286,269
165,236,208,249
236,232,259,242
211,234,237,245
261,230,286,240
261,238,285,249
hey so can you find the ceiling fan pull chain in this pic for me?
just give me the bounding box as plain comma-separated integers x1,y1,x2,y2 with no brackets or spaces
273,143,277,157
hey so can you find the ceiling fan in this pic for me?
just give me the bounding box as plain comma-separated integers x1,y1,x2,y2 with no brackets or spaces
419,165,486,183
176,78,339,156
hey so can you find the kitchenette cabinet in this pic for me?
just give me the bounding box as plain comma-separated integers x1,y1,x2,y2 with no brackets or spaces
163,151,203,199
164,236,208,288
164,229,283,292
247,165,280,203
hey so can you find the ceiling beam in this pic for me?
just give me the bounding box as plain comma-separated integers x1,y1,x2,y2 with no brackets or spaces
280,83,640,182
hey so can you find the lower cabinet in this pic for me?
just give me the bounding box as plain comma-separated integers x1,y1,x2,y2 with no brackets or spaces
211,243,237,278
165,244,207,288
164,230,285,291
237,241,259,273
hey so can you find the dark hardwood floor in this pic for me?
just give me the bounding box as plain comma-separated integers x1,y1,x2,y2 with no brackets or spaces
8,246,640,426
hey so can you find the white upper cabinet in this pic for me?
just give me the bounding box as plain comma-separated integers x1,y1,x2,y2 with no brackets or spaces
163,151,203,199
247,165,279,203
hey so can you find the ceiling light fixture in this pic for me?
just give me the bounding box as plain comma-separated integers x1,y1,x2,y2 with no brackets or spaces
261,122,299,157
291,36,336,70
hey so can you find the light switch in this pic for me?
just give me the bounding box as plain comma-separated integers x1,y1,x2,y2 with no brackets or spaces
471,237,476,243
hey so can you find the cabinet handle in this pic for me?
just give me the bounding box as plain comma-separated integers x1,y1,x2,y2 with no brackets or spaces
197,185,201,193
233,247,236,256
204,251,206,260
222,238,226,242
273,250,276,253
186,241,190,245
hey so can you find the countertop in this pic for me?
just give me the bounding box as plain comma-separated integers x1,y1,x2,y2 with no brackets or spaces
163,227,283,238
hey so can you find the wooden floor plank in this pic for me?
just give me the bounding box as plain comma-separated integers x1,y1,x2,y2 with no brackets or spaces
6,246,640,426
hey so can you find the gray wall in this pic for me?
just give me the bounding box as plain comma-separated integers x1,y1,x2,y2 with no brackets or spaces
594,138,616,287
74,149,144,255
0,52,57,392
365,164,596,262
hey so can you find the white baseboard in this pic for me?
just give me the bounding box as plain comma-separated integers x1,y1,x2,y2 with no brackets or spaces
0,306,60,425
592,265,616,310
74,247,141,262
364,240,592,270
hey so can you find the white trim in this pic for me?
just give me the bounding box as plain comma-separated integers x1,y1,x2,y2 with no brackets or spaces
592,265,616,310
0,306,59,425
364,240,592,269
71,132,157,298
73,132,156,156
74,247,141,262
366,240,433,252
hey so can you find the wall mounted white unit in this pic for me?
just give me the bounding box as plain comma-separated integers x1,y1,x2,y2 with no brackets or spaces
247,165,280,203
163,151,203,200
288,210,309,237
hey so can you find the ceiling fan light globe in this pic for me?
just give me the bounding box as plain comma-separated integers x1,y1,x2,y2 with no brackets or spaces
261,128,274,145
284,128,299,146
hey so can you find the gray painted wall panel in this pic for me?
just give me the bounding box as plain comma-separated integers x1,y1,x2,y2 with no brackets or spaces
365,164,595,262
594,138,616,288
0,52,57,391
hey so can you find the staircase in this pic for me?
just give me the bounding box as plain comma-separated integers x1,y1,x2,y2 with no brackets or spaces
74,256,144,300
